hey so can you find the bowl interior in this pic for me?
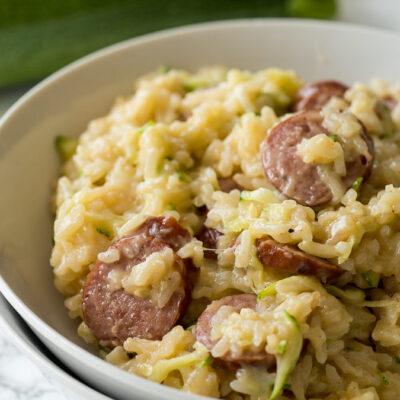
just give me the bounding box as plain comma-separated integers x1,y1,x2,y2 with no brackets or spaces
1,19,400,399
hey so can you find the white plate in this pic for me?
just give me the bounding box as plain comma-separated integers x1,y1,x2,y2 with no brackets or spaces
0,294,111,400
1,19,400,400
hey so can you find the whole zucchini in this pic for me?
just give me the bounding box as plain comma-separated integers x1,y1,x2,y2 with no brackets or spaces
0,0,336,88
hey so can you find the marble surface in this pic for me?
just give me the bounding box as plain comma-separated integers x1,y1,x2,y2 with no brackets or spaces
0,3,400,399
0,330,65,400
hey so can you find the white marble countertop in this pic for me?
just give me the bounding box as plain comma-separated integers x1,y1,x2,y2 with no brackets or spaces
0,3,399,399
0,330,65,400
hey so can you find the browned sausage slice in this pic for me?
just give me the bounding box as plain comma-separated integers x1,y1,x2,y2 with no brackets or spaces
195,227,220,259
83,235,190,348
196,294,275,369
293,80,348,112
218,178,243,193
133,216,191,251
256,238,343,283
261,109,374,206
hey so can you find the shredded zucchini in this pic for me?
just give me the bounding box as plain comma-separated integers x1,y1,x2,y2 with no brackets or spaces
378,371,390,386
199,356,213,367
86,212,124,240
182,78,211,92
278,340,287,355
328,134,338,142
362,271,380,288
258,276,323,300
55,136,78,161
352,177,363,192
166,202,177,211
262,203,291,222
269,311,303,400
148,342,209,382
97,344,110,358
225,217,251,233
135,120,154,135
325,285,365,303
239,188,278,204
326,285,395,307
258,281,278,299
177,169,191,183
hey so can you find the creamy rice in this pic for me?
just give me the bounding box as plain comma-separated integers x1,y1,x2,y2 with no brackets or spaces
51,66,400,399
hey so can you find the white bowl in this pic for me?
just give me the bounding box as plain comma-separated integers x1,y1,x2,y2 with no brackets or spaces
1,19,400,400
0,294,111,400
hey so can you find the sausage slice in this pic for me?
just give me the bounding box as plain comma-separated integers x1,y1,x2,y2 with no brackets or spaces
293,80,348,112
218,178,243,193
196,294,275,369
256,238,343,283
261,109,374,206
133,216,191,251
83,234,190,348
195,227,220,259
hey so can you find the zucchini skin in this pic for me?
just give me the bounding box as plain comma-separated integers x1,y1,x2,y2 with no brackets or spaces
0,0,335,88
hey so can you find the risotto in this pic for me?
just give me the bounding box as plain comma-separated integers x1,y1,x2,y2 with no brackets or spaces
51,66,400,400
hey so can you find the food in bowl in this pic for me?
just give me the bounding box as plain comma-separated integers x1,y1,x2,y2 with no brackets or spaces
50,66,400,399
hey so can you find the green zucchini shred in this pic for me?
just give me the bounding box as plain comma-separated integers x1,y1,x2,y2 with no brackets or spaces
182,78,210,92
269,310,303,400
199,356,213,368
378,371,390,386
278,340,287,355
326,284,394,308
167,202,177,211
177,169,191,183
135,120,155,135
352,177,363,192
325,285,366,303
87,213,124,240
258,281,278,299
361,271,380,288
97,343,110,358
283,383,292,390
224,217,250,233
96,225,113,239
55,135,78,161
239,188,277,204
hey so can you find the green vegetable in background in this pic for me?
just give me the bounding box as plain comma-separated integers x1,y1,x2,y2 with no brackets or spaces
287,0,336,19
0,0,336,89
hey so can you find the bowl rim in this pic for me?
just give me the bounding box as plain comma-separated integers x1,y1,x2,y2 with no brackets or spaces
1,17,400,400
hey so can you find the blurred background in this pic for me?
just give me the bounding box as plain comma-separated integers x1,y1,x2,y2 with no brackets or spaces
0,1,400,399
0,0,399,91
1,0,399,114
0,0,337,89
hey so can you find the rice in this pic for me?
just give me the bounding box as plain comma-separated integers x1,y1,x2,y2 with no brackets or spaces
51,66,400,399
